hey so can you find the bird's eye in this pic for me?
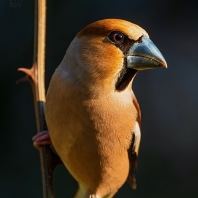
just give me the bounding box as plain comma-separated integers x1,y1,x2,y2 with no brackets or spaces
108,31,124,44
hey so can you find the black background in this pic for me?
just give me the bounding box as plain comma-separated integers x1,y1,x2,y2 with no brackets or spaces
1,0,198,197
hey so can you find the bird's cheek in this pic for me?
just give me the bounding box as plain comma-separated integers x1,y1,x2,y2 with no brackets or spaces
81,43,123,79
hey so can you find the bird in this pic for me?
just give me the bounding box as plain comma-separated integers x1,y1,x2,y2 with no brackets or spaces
32,19,167,198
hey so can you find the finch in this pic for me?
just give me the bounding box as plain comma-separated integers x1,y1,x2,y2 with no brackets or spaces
33,19,167,198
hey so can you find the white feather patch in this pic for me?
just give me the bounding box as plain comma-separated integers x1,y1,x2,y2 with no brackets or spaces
133,121,141,155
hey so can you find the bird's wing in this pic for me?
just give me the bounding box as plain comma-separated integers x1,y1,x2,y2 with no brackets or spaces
128,94,141,189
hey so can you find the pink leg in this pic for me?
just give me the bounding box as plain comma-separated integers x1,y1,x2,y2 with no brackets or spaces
32,131,52,147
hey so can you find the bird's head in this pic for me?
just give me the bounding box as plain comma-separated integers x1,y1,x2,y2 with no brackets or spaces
63,19,167,92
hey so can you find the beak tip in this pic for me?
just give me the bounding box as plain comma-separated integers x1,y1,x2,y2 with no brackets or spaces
162,61,168,68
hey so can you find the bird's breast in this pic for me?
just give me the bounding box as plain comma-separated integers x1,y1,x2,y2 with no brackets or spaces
45,71,138,194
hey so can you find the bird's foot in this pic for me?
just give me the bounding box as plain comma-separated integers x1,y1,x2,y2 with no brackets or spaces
32,131,52,148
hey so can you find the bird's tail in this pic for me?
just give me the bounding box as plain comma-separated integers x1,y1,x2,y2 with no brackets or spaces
73,184,116,198
73,185,93,198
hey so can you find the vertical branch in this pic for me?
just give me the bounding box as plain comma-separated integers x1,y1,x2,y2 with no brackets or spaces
17,0,62,197
33,0,38,65
37,0,46,103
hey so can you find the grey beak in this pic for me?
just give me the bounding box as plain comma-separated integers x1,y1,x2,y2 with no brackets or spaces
126,35,167,70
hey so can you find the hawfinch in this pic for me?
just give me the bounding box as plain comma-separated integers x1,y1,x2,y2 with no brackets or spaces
33,19,167,198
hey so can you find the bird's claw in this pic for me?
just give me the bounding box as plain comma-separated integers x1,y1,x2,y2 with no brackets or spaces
32,131,52,148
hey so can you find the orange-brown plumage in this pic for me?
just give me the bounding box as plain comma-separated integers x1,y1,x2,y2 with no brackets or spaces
77,19,148,39
43,19,167,198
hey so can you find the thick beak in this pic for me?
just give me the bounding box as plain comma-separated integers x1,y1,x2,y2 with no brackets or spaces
126,35,167,70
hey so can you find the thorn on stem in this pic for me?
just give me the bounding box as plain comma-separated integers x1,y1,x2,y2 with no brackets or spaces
17,62,37,84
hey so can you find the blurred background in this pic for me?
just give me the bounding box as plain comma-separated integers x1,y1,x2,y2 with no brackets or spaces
1,0,198,197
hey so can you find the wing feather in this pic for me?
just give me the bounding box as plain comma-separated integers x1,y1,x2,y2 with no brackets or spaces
128,94,141,189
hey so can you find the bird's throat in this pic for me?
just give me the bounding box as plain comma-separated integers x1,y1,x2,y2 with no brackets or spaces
115,68,137,91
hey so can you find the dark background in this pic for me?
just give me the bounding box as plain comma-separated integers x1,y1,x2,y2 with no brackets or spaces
1,0,198,197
